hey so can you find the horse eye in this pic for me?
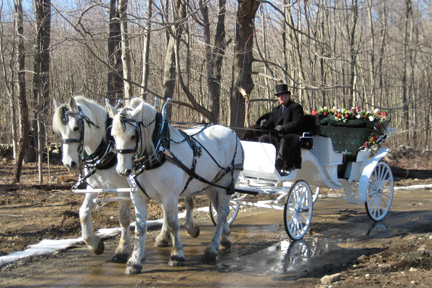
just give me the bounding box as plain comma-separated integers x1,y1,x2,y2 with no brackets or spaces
73,126,79,132
131,135,136,140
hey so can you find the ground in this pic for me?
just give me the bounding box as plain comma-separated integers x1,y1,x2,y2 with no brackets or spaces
0,154,431,287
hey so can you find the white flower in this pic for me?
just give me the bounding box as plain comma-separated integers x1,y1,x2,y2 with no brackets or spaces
369,116,375,121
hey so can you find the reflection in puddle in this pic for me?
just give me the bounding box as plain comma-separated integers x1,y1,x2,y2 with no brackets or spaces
251,221,390,275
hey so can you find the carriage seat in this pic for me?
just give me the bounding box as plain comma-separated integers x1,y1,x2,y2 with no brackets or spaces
310,136,343,166
319,125,374,163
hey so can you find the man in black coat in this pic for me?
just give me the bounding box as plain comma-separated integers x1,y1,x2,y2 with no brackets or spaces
259,84,304,175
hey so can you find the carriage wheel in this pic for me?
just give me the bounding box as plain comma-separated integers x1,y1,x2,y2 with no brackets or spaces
284,180,313,240
209,192,241,226
311,186,321,204
365,161,394,221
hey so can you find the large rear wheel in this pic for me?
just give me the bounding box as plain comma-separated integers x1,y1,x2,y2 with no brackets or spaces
284,180,313,240
365,161,394,221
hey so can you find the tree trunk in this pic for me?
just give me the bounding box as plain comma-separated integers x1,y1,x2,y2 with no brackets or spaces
0,14,18,159
33,0,51,184
140,0,152,100
229,0,260,129
107,0,123,104
402,0,412,143
13,138,24,183
348,0,358,108
13,0,29,183
161,0,186,119
367,0,375,110
118,0,132,104
202,0,227,123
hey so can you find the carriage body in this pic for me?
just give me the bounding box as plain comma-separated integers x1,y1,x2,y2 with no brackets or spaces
229,123,394,240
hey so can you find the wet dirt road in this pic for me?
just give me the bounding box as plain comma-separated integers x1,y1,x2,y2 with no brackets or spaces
1,185,431,287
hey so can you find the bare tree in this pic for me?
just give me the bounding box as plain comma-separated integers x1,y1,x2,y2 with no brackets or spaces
229,0,260,128
118,0,133,103
33,0,51,183
140,0,153,100
13,0,30,183
161,0,187,119
402,0,412,143
107,0,123,103
0,7,18,158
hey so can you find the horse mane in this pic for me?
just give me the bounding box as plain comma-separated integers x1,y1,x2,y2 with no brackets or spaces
137,101,158,156
53,96,107,136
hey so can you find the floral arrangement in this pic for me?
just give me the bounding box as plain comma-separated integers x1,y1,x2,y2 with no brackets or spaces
311,106,390,149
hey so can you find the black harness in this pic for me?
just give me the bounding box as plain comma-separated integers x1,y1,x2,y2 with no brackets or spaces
114,112,243,198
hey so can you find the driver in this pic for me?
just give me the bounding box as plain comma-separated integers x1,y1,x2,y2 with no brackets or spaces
259,84,304,175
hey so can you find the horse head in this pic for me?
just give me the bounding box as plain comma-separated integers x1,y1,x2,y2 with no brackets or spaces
108,101,157,176
53,96,104,171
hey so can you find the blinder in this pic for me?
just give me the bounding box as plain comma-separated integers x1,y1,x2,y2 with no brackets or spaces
60,106,100,154
111,112,159,159
112,116,141,155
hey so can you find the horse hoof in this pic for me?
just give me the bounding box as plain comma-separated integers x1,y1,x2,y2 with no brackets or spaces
112,253,129,263
186,226,200,238
202,251,217,264
91,240,104,255
169,255,185,267
220,240,231,251
126,263,142,275
154,238,170,247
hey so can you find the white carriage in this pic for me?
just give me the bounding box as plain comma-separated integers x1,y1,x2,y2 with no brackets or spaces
211,128,394,241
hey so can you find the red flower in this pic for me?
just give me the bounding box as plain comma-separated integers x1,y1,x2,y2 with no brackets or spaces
324,112,328,116
312,110,318,115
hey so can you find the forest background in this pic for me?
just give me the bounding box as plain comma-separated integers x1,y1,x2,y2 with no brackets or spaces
1,0,431,183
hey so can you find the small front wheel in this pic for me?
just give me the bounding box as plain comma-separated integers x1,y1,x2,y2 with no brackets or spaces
209,192,241,226
365,161,394,221
284,180,313,240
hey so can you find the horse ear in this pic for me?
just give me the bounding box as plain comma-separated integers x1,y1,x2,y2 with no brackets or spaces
120,107,129,118
107,104,117,118
130,101,145,119
68,97,77,111
130,97,143,108
53,99,61,110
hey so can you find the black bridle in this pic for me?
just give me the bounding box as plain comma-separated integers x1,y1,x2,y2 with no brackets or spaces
60,106,100,155
111,113,158,156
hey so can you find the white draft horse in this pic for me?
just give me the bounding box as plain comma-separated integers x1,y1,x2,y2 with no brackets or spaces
108,101,244,274
52,96,199,262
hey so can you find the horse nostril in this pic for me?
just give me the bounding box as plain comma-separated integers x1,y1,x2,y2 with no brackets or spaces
125,169,132,176
71,161,77,169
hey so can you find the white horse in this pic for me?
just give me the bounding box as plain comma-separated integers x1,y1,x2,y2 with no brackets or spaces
108,101,244,274
52,96,199,262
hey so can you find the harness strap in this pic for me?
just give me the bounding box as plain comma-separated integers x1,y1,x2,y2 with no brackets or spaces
130,175,152,199
164,149,236,193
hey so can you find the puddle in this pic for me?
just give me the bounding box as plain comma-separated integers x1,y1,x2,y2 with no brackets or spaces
217,220,391,277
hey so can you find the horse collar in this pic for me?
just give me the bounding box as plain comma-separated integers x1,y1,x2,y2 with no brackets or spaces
134,112,170,173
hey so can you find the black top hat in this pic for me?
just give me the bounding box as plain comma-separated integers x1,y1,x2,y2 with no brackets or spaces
275,84,291,96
